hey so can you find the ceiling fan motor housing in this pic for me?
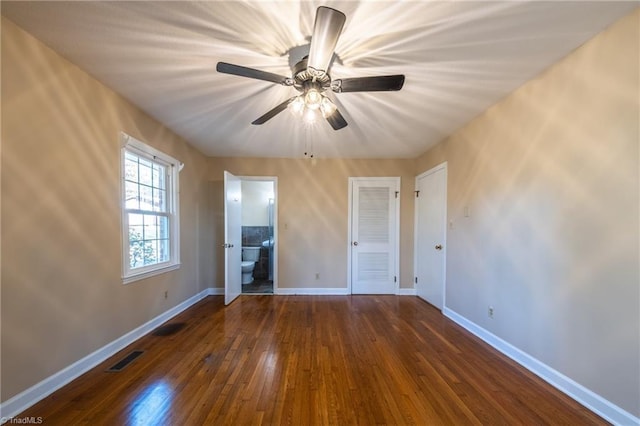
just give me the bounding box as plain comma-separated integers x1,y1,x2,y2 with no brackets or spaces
293,57,331,92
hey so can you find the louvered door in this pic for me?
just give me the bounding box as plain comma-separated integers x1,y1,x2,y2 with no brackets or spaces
350,178,399,294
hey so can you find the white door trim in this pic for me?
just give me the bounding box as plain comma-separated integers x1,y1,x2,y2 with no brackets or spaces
347,177,401,294
414,162,448,308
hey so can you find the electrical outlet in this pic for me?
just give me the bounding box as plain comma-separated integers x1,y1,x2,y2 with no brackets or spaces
164,291,168,299
488,306,494,318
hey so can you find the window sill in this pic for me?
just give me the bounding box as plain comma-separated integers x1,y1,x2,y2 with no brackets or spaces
123,263,180,285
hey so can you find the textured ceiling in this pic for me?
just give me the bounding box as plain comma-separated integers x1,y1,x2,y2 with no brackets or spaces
2,1,636,158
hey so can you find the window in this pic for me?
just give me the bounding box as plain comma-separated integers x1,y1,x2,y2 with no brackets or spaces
121,133,180,283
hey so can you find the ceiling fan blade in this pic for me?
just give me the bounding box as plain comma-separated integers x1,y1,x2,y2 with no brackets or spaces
332,75,405,93
307,7,346,77
217,62,292,86
252,97,297,125
326,108,348,130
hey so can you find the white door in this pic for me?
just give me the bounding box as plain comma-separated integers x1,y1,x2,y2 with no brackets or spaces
350,178,399,294
415,163,447,309
224,171,242,305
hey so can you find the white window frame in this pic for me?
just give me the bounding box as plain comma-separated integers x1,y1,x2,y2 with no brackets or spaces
121,133,181,284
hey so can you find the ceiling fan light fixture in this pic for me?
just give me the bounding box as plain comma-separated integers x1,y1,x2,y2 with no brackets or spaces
289,96,305,116
303,107,317,124
320,96,337,118
304,89,323,110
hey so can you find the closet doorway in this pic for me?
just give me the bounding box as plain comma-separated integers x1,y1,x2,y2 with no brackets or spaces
348,177,400,294
414,163,447,309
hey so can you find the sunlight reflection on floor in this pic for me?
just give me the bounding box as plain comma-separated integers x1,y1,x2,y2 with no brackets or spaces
128,381,173,426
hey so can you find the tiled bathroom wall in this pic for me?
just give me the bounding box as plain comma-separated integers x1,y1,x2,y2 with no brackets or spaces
241,226,271,246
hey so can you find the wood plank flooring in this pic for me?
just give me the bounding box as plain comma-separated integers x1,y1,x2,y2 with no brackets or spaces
20,296,606,425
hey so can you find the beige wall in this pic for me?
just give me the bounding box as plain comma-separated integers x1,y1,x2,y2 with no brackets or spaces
208,158,416,290
416,10,639,417
1,17,213,401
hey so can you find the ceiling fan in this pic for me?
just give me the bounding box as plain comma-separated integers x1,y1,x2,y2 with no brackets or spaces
216,6,405,130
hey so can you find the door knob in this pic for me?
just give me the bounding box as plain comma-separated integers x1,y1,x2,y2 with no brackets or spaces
353,241,359,246
435,244,442,250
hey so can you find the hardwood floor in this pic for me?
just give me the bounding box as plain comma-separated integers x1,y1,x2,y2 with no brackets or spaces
20,296,606,425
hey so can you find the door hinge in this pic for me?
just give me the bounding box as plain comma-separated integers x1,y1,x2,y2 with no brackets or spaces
395,191,399,199
415,190,420,197
415,277,418,284
394,276,397,283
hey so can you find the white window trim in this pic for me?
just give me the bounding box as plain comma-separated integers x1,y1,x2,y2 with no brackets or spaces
120,132,181,284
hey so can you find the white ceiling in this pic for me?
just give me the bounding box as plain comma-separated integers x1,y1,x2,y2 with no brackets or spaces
2,1,636,159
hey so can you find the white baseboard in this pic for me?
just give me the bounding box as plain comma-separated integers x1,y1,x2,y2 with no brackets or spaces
207,287,224,295
276,287,350,295
275,288,416,296
443,307,639,426
0,289,211,418
275,288,417,296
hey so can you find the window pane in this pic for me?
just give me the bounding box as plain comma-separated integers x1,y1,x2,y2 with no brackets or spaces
154,188,167,212
139,156,152,167
143,241,156,265
129,213,169,270
129,225,143,242
140,185,153,211
152,164,166,190
129,214,170,269
143,217,158,240
158,168,166,190
159,239,170,262
158,216,169,239
125,181,139,209
125,151,138,162
129,213,143,226
124,157,138,182
139,162,152,186
130,241,144,268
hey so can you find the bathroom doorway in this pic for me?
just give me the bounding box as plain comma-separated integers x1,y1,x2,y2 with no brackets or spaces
240,177,277,294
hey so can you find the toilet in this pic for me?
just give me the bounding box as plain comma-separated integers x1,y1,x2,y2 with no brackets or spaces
241,246,261,285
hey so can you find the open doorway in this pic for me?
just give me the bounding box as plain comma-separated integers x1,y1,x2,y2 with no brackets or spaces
240,177,276,294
